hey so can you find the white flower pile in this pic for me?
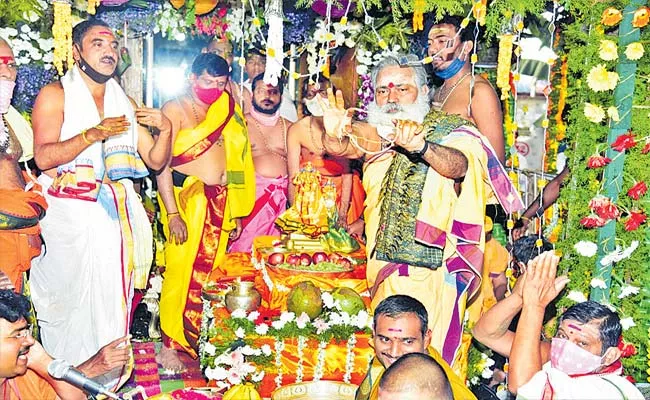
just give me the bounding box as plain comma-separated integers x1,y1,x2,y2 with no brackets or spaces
0,25,54,68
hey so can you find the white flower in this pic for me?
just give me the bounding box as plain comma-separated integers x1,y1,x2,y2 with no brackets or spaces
329,312,343,326
620,241,639,259
620,317,636,331
247,311,260,322
321,292,335,309
355,310,370,330
313,318,331,334
231,309,247,319
204,366,228,381
567,291,588,303
296,312,310,329
235,327,246,339
607,106,620,122
261,344,272,356
280,312,295,323
271,320,286,330
240,345,259,356
481,367,494,379
227,370,243,385
574,241,598,257
618,285,640,299
20,25,31,33
590,278,607,289
203,342,217,356
255,323,269,335
251,371,265,382
356,65,368,75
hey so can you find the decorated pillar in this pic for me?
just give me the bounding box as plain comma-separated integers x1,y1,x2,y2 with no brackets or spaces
591,0,647,302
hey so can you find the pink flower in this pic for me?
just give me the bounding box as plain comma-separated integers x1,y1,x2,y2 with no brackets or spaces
589,196,620,219
641,142,650,154
611,132,637,152
580,214,607,228
627,181,648,200
624,211,647,231
587,154,612,169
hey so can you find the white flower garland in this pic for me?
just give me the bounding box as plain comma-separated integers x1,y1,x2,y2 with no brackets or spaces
274,338,285,388
343,333,357,383
252,256,274,291
313,341,328,381
153,2,188,41
296,335,307,383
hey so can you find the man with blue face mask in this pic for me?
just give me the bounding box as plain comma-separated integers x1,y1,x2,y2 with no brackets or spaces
425,15,505,166
473,251,643,399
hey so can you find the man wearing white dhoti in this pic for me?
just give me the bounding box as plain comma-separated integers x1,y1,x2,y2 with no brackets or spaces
29,19,171,390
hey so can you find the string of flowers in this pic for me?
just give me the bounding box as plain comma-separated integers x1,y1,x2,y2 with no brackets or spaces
273,338,285,388
313,340,328,381
343,332,357,383
52,0,72,75
295,335,307,383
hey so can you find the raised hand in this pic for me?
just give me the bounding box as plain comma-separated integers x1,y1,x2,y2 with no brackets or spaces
522,251,569,309
86,115,131,142
391,119,425,153
136,107,172,132
77,335,132,378
318,88,352,139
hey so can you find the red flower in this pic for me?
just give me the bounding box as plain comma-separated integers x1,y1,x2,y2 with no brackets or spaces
642,142,650,154
611,132,637,152
580,214,607,228
617,337,637,358
627,181,648,200
624,210,647,231
589,196,620,219
625,375,636,384
587,154,612,169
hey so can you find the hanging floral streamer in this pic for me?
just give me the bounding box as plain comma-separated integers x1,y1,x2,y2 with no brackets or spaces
343,333,357,383
295,335,306,383
273,338,285,388
52,0,73,76
313,340,328,381
263,0,284,86
496,33,514,100
412,0,425,32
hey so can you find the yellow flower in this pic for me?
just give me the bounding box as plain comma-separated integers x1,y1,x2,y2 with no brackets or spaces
599,40,618,61
584,103,606,123
625,42,645,61
607,106,620,122
586,64,619,92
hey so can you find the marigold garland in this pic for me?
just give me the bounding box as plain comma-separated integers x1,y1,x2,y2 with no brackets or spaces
87,0,100,15
496,33,514,100
52,0,73,76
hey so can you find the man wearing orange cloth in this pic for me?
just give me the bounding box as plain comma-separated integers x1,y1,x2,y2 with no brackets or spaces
156,53,255,371
287,76,365,236
30,19,171,390
0,38,47,294
229,74,291,253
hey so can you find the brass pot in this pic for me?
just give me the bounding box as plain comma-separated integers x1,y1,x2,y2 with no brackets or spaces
225,280,261,313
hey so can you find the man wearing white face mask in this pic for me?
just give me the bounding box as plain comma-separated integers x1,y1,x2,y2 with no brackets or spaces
473,251,643,399
0,38,47,294
286,76,365,236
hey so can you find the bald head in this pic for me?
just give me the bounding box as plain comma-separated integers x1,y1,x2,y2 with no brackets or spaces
378,353,453,400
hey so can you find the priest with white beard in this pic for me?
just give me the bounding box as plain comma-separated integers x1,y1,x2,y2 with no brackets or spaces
320,53,523,382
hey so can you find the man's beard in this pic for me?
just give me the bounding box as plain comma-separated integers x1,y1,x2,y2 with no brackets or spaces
252,99,281,115
366,93,430,138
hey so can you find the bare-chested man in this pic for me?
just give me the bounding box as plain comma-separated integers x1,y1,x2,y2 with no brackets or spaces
30,19,171,389
0,38,47,293
229,73,291,252
287,76,365,236
426,15,505,165
155,53,254,371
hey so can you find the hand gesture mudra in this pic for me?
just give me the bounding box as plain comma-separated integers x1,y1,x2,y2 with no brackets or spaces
318,88,353,139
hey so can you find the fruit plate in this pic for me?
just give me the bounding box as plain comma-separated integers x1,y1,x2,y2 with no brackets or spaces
271,380,357,400
272,260,354,273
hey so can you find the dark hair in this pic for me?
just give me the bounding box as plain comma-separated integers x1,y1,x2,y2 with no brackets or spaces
246,47,265,58
251,73,285,96
424,15,475,44
512,235,553,265
72,19,112,48
373,295,428,338
191,53,229,77
301,75,332,98
0,289,30,323
558,301,622,354
379,353,453,399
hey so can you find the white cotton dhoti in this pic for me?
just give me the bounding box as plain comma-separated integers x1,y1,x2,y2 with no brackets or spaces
30,174,148,389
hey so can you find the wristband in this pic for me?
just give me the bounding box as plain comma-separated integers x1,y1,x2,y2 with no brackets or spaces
81,129,92,145
412,141,429,158
167,212,180,218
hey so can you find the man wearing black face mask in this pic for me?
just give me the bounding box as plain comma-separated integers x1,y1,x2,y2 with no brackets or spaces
154,53,254,372
30,19,172,391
